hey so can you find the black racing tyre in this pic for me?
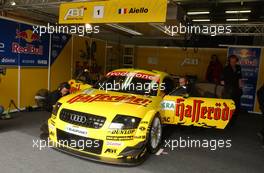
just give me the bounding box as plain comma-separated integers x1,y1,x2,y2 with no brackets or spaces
147,115,162,154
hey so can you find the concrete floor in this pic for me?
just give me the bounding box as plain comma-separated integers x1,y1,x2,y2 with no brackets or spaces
0,111,263,173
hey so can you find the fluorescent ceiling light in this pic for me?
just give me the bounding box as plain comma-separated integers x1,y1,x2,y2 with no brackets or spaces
149,23,175,36
85,23,92,29
106,24,142,36
225,10,251,14
226,18,248,21
192,19,210,22
10,1,16,6
187,11,210,15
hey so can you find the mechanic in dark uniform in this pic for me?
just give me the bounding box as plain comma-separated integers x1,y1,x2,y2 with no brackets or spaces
44,82,70,112
221,55,243,126
40,82,70,139
170,77,193,97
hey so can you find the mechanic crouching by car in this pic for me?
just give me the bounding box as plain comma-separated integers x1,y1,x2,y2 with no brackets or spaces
221,55,243,127
40,82,70,139
257,84,264,147
44,82,70,112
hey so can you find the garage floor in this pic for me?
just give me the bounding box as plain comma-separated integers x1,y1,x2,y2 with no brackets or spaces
0,111,263,173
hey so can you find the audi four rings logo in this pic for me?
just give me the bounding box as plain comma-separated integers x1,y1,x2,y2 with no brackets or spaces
70,114,87,123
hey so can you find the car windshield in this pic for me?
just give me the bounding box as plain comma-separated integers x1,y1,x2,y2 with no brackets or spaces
93,71,160,96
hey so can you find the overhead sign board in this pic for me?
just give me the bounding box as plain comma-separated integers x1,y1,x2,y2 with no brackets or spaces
59,0,167,24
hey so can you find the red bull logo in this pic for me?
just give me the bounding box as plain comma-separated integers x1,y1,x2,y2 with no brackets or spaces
238,49,256,58
13,29,43,55
16,29,41,43
12,43,43,55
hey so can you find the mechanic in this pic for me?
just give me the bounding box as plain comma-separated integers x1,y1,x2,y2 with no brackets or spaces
40,82,70,139
206,54,223,84
221,55,243,127
44,82,70,112
170,76,192,97
257,84,264,147
76,69,92,84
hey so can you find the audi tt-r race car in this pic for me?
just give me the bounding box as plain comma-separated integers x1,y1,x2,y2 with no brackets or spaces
48,69,235,166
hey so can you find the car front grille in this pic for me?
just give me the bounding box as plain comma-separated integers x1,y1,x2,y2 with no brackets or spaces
59,109,106,129
56,129,103,155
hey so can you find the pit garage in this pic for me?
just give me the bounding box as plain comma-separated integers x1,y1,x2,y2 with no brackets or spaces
0,0,264,173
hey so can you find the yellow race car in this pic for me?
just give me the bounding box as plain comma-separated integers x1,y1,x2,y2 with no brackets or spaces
48,69,235,165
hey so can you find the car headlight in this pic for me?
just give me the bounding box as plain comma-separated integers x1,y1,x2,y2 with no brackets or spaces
52,102,62,116
109,115,141,129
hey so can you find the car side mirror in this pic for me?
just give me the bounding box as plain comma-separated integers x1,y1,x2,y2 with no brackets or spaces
182,93,190,99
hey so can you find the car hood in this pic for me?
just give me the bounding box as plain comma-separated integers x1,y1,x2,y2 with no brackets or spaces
57,88,161,119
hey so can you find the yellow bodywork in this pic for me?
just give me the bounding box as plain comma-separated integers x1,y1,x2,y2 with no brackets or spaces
48,68,235,162
68,79,92,93
160,96,235,129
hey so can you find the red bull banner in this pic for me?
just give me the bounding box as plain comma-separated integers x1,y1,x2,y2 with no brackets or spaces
0,18,50,66
0,18,70,67
0,19,19,66
228,47,261,111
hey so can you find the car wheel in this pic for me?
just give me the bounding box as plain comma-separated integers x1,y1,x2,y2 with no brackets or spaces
147,115,162,153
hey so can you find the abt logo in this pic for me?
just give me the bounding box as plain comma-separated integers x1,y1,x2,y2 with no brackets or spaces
0,42,4,53
104,148,117,154
181,58,199,66
64,7,86,20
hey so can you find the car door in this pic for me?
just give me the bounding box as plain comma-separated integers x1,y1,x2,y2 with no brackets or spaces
160,88,236,129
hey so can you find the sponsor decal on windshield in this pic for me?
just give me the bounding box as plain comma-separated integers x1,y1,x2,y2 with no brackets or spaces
106,71,160,82
67,94,152,106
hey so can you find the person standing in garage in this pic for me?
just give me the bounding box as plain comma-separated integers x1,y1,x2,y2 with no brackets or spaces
221,55,243,127
206,54,223,84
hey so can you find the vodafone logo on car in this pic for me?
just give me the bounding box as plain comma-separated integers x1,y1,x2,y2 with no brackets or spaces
106,141,123,147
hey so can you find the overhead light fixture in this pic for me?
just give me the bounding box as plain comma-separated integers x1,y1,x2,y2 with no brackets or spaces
226,18,248,21
149,23,175,36
192,19,210,22
10,1,16,6
106,24,143,36
187,11,210,15
85,23,92,29
225,10,251,14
